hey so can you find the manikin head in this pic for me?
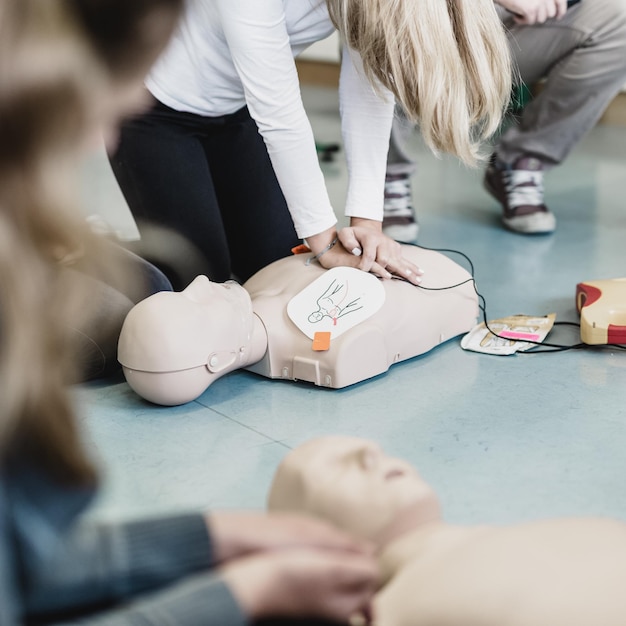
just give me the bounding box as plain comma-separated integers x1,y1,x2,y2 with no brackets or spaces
118,275,266,405
268,436,441,544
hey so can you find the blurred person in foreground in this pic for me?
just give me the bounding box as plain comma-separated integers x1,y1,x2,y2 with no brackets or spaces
0,1,377,623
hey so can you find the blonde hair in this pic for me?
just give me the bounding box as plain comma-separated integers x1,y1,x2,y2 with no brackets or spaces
326,0,513,165
0,0,182,484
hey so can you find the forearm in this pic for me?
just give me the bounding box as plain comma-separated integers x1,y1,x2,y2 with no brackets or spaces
262,126,337,241
217,0,337,241
339,44,395,222
24,513,214,617
47,574,248,626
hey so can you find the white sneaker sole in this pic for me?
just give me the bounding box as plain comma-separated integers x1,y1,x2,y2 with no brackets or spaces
383,222,419,243
502,211,556,234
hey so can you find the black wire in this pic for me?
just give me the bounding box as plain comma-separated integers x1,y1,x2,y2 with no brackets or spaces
402,242,626,353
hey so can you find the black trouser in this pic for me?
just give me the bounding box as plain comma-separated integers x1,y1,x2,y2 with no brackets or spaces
109,99,299,285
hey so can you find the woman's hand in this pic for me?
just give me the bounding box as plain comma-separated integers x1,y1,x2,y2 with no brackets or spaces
304,221,423,284
496,0,568,24
335,218,423,285
208,511,374,564
221,548,378,622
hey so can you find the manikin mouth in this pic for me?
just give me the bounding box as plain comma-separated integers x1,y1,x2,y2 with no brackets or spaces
385,468,406,480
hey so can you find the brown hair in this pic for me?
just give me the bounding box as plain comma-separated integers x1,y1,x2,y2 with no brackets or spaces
0,0,182,484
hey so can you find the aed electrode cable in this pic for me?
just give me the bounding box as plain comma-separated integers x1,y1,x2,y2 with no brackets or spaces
403,242,626,354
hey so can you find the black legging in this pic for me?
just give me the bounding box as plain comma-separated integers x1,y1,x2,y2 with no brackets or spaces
109,99,300,284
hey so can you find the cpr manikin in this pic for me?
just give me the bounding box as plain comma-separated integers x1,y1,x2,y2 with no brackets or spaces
268,436,626,626
118,245,478,405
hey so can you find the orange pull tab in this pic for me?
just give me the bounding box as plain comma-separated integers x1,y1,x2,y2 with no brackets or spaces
291,243,311,255
312,331,331,351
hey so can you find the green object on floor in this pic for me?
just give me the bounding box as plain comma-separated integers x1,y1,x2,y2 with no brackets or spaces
315,140,340,162
496,83,534,135
510,83,533,116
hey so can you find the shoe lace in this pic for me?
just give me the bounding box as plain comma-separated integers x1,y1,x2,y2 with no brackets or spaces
384,178,411,197
384,177,414,217
504,169,544,209
384,197,414,217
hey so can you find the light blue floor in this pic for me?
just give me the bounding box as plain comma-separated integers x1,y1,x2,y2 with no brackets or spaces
78,86,626,530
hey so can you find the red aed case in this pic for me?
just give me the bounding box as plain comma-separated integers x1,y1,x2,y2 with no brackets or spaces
576,278,626,345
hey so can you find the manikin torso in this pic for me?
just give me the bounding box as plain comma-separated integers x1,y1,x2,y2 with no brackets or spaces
375,519,626,626
243,245,477,388
266,436,626,626
118,245,478,405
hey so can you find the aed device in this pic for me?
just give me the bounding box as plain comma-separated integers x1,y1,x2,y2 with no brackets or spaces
576,278,626,345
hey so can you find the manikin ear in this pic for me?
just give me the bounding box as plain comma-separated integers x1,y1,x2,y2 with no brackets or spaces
122,366,212,406
207,350,237,373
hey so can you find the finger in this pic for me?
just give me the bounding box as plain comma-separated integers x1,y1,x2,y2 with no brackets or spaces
389,263,423,285
349,613,368,626
545,0,558,19
337,227,364,257
361,237,400,275
555,0,568,18
536,5,548,22
332,561,379,620
357,243,379,273
367,261,392,280
350,600,375,626
330,558,380,599
528,5,540,23
384,252,424,282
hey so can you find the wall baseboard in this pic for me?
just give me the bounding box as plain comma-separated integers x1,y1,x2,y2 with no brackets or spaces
297,59,626,128
296,59,339,88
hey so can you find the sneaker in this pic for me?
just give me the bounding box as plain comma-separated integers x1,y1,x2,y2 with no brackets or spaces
382,173,419,242
484,155,556,234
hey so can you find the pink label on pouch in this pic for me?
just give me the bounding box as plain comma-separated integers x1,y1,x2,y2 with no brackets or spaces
498,330,540,341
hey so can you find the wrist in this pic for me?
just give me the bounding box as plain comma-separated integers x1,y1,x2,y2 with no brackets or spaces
222,555,281,619
207,512,258,563
349,217,382,231
206,513,233,563
305,227,338,256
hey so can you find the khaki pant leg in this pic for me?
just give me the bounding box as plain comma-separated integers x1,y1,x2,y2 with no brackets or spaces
497,0,626,166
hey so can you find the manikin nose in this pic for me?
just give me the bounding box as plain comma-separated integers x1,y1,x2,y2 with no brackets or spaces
358,447,378,470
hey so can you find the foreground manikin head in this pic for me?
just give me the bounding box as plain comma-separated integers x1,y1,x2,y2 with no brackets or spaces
268,436,441,542
118,275,264,405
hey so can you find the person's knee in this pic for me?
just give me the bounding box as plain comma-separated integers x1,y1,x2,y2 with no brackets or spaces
608,0,626,41
581,0,626,44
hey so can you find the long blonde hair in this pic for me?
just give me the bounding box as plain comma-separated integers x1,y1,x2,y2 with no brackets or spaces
0,0,182,484
326,0,512,165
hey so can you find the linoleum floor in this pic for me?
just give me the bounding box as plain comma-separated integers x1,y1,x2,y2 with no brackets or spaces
78,86,626,526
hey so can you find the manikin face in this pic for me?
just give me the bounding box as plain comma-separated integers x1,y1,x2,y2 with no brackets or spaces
268,436,439,541
118,275,254,374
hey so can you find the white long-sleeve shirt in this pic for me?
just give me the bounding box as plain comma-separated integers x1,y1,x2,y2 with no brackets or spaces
146,0,395,240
